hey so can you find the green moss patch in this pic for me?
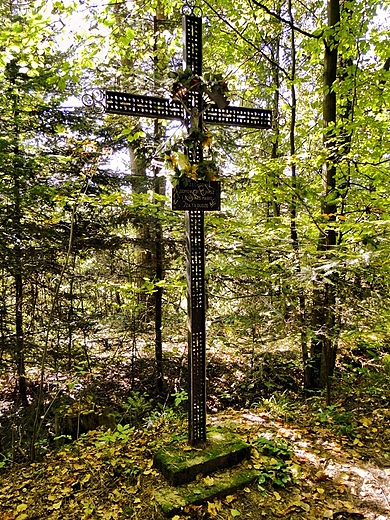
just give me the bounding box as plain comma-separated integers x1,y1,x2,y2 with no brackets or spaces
153,427,251,486
154,464,261,517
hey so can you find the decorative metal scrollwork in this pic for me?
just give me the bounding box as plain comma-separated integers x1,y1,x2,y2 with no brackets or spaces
81,89,105,112
182,0,202,17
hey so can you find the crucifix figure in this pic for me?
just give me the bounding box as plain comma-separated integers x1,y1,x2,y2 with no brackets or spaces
101,4,271,444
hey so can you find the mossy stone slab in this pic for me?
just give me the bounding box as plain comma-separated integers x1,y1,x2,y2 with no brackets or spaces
154,428,251,486
155,465,261,517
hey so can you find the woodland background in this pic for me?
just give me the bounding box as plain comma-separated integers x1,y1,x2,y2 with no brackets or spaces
1,0,390,483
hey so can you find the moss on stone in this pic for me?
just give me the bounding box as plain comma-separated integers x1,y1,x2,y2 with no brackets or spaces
154,427,251,486
155,465,261,517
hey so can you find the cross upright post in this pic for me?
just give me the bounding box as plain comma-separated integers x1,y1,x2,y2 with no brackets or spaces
182,12,208,445
96,7,272,445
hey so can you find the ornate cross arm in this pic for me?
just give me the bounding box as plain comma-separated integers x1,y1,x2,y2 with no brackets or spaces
106,91,185,120
204,104,272,129
105,91,272,129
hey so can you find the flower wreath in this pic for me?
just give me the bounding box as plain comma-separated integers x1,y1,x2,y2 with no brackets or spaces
164,129,221,186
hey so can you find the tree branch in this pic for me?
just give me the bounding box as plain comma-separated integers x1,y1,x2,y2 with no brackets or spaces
202,0,290,78
250,0,321,39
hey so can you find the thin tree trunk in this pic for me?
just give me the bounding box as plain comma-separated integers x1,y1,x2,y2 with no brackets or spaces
287,0,309,389
67,253,76,371
153,11,167,393
269,32,281,218
154,173,164,393
10,61,27,404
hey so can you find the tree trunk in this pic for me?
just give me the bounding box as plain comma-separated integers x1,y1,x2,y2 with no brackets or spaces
153,12,167,393
287,0,310,389
10,61,27,404
309,0,340,393
154,173,164,393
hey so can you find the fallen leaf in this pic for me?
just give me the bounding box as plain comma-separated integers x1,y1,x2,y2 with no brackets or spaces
291,500,310,512
316,470,331,481
184,505,202,514
225,494,238,504
208,501,218,517
81,473,91,484
341,501,356,511
203,476,215,487
231,510,241,518
290,464,302,478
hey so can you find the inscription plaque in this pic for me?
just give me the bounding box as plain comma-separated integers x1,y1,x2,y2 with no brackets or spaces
172,181,221,211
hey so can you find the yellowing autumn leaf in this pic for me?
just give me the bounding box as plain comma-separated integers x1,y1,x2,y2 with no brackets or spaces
231,510,241,518
81,473,91,484
207,501,218,517
341,500,356,511
317,488,325,494
16,504,28,513
203,476,215,487
15,515,28,520
291,500,310,512
273,491,281,501
225,494,237,504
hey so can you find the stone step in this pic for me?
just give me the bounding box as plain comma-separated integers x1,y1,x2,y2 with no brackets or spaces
155,464,261,517
154,427,251,486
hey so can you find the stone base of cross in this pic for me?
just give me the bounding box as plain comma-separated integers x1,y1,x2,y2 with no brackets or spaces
103,11,271,444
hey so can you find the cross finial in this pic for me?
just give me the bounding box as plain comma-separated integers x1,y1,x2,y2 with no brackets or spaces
182,0,202,16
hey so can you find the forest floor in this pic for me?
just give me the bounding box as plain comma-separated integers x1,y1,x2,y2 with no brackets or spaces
0,340,389,519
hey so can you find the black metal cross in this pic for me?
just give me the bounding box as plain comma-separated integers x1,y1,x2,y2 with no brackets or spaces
104,12,271,444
